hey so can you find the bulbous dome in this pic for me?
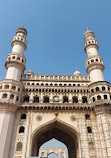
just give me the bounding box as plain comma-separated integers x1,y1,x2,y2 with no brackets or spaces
16,25,27,36
73,69,81,76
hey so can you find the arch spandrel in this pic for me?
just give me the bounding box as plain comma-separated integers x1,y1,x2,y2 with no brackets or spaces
31,118,80,142
31,112,79,135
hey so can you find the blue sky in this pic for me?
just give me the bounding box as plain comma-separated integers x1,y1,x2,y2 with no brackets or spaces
0,0,111,83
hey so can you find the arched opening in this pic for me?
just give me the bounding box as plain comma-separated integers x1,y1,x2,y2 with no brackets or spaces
87,127,92,133
0,85,2,89
4,84,9,89
104,95,107,99
23,95,29,103
11,85,16,90
72,97,78,103
97,95,101,100
96,87,99,92
31,120,78,158
102,86,105,91
92,97,95,102
2,93,7,98
82,96,87,103
19,126,25,133
33,96,39,103
43,96,49,103
16,96,19,102
85,114,90,120
21,113,26,120
10,94,14,100
63,96,68,103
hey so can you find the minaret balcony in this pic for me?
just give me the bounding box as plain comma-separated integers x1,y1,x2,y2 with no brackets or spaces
85,56,104,73
0,79,24,106
5,53,26,71
11,35,27,49
88,81,111,105
84,39,98,52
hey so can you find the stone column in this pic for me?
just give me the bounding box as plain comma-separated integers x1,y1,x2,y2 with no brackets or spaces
30,92,33,103
50,93,53,103
59,94,63,103
78,93,82,103
69,93,72,103
40,93,43,103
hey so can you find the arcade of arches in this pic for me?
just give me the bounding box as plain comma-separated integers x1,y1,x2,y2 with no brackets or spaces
39,147,67,158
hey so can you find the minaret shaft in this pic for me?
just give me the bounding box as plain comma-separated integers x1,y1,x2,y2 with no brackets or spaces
87,47,98,57
12,44,25,54
6,66,22,81
90,68,104,83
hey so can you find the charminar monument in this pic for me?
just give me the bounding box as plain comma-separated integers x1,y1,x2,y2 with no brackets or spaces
0,26,111,158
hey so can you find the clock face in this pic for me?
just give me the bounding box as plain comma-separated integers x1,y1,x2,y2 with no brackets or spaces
54,96,59,102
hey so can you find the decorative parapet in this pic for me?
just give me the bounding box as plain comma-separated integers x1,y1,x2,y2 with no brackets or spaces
21,74,90,82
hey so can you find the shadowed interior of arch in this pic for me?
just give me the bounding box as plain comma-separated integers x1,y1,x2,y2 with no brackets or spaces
31,121,78,158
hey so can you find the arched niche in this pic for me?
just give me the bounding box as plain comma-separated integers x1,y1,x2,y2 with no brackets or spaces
31,119,79,158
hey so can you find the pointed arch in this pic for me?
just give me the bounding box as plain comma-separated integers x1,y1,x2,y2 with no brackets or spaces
30,119,80,158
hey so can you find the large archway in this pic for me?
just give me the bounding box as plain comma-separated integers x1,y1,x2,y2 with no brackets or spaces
31,120,79,158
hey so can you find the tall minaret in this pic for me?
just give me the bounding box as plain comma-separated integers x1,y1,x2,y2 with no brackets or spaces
84,28,105,83
0,26,27,158
84,29,111,157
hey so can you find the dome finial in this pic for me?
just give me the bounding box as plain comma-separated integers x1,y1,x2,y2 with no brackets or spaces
22,24,24,28
76,67,77,71
87,27,88,31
